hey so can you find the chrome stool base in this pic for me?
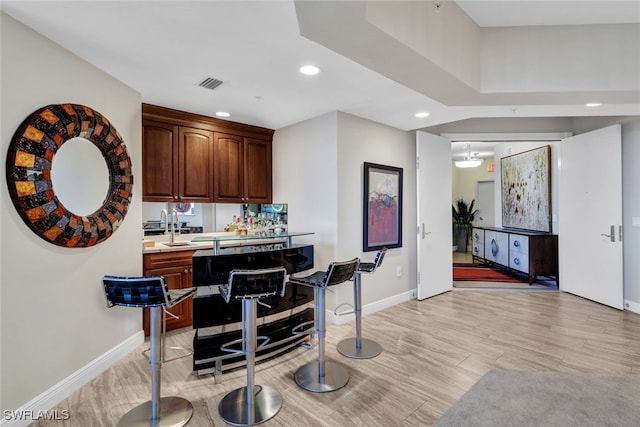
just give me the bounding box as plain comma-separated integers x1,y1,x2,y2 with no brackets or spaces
294,361,349,393
219,385,283,426
117,396,193,427
336,337,382,359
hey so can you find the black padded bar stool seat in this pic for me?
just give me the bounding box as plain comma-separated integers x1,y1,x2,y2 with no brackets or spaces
102,275,196,427
289,258,359,393
357,261,377,273
217,267,287,426
337,248,386,359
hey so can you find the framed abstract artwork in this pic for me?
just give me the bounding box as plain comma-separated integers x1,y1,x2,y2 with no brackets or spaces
500,145,551,233
363,162,403,252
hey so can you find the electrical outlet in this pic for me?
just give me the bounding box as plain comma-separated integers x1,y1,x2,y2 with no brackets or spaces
396,265,402,278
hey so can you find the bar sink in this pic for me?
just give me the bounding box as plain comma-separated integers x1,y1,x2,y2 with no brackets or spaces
162,242,193,247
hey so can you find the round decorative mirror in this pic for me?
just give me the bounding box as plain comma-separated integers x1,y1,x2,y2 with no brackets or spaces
51,136,110,216
5,104,133,247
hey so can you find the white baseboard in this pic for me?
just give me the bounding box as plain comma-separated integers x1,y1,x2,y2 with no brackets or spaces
1,331,144,427
624,299,640,315
327,289,416,325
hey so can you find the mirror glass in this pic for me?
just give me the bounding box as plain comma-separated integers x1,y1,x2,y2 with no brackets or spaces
51,137,110,216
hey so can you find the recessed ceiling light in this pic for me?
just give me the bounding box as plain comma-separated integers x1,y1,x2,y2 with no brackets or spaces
586,103,601,108
216,111,230,117
415,112,430,118
300,65,320,75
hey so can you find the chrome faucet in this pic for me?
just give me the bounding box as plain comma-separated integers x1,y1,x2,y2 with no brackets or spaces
160,209,168,234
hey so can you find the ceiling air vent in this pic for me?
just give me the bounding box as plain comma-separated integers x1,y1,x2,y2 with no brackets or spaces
198,77,223,91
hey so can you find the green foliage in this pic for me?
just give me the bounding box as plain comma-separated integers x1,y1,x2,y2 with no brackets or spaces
452,198,478,251
452,198,478,225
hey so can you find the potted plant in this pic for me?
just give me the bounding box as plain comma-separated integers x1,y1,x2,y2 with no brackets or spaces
452,198,478,253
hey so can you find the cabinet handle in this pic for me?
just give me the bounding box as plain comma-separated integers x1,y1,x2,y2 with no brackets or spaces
514,257,520,265
474,247,479,253
184,269,188,274
474,233,479,239
513,240,520,247
491,239,498,257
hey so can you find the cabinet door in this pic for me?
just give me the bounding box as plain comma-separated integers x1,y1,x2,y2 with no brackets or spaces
178,127,213,202
244,138,272,203
142,120,178,202
509,234,529,273
213,133,244,202
472,228,484,258
484,230,509,266
142,264,193,336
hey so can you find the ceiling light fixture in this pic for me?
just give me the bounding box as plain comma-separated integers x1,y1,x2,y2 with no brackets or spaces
455,143,483,168
415,112,430,118
586,102,601,107
299,65,320,75
216,111,230,117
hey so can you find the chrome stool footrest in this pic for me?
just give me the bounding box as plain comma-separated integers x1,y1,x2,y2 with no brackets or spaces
333,302,355,317
291,320,315,336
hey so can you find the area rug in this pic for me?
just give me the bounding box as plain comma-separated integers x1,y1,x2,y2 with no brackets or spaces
453,264,526,283
434,370,640,427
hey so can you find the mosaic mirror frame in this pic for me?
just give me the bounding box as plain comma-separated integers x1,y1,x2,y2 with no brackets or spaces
5,104,133,247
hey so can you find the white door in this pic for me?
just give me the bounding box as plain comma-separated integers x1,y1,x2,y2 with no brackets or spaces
416,131,452,300
476,180,495,227
559,125,623,309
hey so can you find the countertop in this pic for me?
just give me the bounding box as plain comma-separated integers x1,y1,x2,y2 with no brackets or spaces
142,231,312,254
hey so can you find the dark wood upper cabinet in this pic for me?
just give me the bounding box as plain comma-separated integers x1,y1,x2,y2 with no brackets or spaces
244,138,272,203
178,127,213,202
142,120,178,202
213,133,244,202
213,134,272,203
142,104,274,203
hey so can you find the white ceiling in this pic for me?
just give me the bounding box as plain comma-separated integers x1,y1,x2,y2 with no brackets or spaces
456,0,640,27
2,0,640,162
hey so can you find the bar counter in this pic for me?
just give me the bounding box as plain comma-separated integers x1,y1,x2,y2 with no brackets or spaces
191,240,315,375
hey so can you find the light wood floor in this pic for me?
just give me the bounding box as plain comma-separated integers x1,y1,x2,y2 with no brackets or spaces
31,291,640,426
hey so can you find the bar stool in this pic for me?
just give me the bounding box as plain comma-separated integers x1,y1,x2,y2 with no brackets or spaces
102,275,196,427
337,248,387,359
289,258,359,393
217,267,287,426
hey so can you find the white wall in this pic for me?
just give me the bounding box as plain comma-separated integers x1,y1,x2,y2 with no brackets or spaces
1,13,143,413
365,0,480,89
334,112,416,308
273,111,416,312
482,24,640,93
272,111,339,275
451,158,496,207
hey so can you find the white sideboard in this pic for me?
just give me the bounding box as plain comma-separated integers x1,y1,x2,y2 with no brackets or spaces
471,227,558,285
